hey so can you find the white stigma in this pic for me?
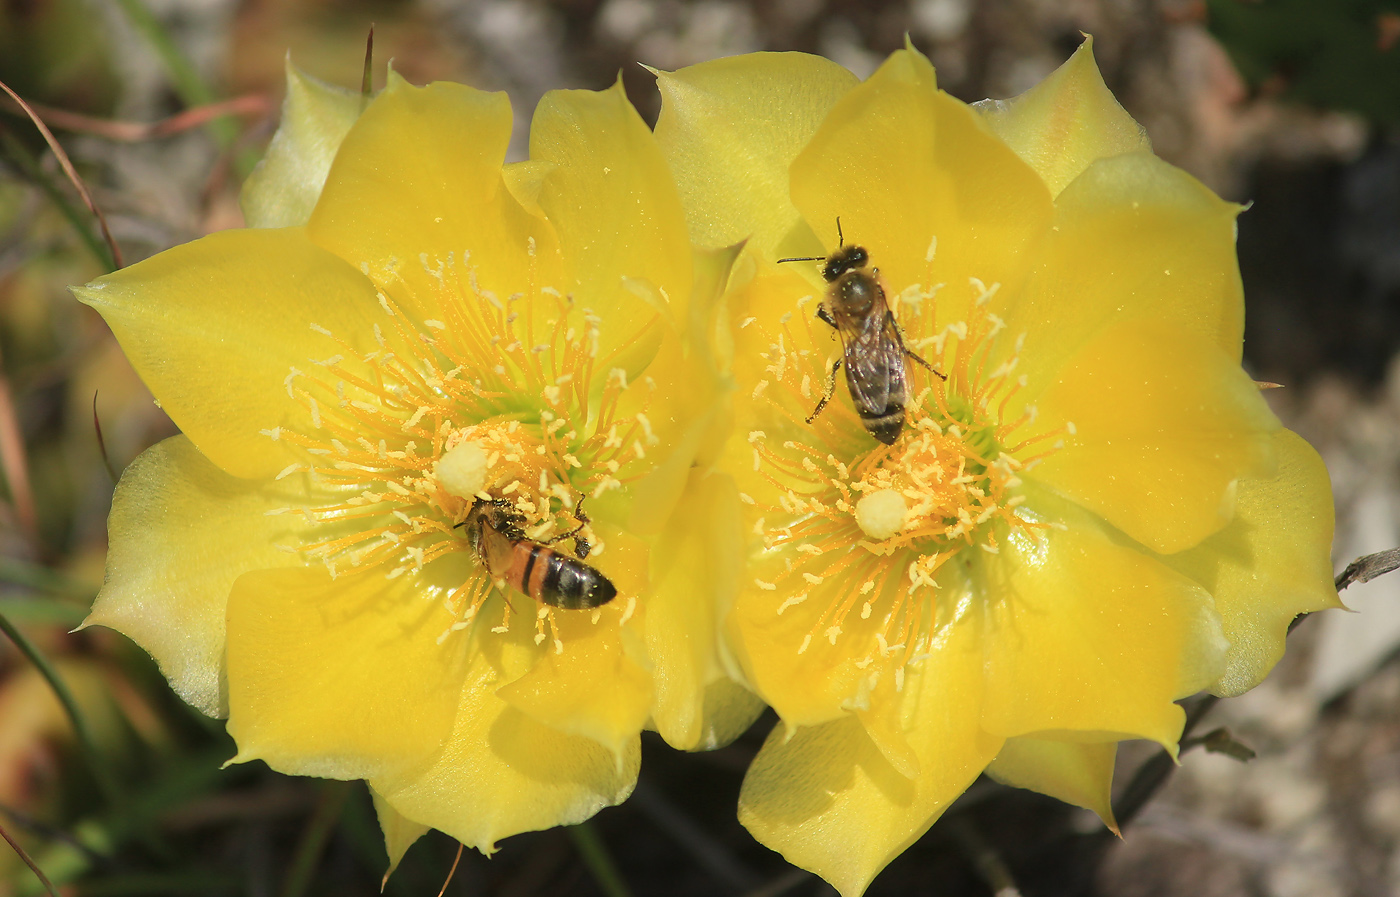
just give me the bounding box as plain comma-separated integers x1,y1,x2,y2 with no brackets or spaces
433,440,489,499
855,489,907,541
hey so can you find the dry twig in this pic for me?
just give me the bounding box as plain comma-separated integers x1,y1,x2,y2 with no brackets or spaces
0,77,123,269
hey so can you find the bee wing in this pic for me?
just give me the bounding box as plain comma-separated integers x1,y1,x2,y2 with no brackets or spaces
840,308,904,416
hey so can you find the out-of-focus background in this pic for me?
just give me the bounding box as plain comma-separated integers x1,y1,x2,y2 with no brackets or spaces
1,0,1399,894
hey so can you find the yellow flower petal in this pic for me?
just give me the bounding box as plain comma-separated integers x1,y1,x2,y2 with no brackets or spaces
372,787,429,876
694,678,768,751
982,486,1228,749
654,52,859,257
530,79,693,326
225,557,471,781
494,612,653,762
1165,429,1344,696
985,736,1118,832
80,436,308,717
241,59,363,228
976,36,1150,198
790,47,1054,327
725,565,871,728
73,227,388,480
1029,318,1279,555
1007,151,1247,398
371,623,640,853
626,243,745,536
641,469,764,750
306,74,555,323
738,604,1001,897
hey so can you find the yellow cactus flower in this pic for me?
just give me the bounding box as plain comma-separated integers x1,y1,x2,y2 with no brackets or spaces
74,68,760,866
657,40,1342,895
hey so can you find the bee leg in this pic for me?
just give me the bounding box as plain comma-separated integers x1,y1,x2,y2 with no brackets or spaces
806,358,843,424
816,304,838,331
893,321,947,381
570,499,592,559
544,498,592,559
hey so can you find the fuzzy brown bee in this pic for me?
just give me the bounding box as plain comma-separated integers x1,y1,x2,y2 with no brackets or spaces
780,221,943,444
460,499,617,610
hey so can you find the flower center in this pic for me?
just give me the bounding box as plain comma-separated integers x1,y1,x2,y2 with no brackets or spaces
261,245,655,649
744,270,1062,677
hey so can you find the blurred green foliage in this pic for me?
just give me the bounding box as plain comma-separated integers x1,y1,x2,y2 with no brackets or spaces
0,0,116,114
1207,0,1400,125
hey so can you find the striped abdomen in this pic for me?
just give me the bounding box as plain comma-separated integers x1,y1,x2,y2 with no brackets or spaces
505,540,617,610
856,398,907,445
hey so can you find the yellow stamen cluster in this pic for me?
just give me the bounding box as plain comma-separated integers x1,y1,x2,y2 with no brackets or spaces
260,245,660,647
745,268,1066,675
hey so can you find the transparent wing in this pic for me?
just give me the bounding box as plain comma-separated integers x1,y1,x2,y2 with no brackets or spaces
839,308,904,417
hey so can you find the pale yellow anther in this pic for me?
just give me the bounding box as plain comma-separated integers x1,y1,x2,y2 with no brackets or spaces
434,440,490,499
855,489,907,541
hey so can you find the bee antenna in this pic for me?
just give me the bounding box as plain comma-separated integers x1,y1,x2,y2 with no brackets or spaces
835,216,844,247
777,255,826,264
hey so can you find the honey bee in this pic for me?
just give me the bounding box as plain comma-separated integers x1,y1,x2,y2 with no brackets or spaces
460,498,617,610
780,220,943,445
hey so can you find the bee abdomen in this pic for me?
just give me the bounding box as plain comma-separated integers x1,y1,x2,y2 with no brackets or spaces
511,541,618,610
860,403,906,445
544,557,618,609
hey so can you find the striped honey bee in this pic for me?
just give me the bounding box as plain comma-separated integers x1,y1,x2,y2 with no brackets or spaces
461,498,617,610
780,220,943,445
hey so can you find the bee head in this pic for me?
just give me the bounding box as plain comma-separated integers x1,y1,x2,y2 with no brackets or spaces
822,245,868,282
459,497,521,542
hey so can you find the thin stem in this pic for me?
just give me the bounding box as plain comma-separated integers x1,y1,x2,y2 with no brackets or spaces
93,392,118,484
0,814,59,897
0,127,114,271
566,822,632,897
0,610,121,806
1111,694,1219,831
2,94,269,143
0,79,122,270
361,25,376,104
278,781,351,897
946,817,1022,897
435,842,463,897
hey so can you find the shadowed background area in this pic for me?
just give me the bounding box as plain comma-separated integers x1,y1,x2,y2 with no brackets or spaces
1,0,1399,895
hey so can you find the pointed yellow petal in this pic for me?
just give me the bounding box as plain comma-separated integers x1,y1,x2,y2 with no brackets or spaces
371,787,429,877
306,76,554,323
372,622,640,853
1007,151,1247,400
790,47,1053,328
72,227,388,479
1028,318,1279,555
985,736,1118,832
241,59,363,228
654,52,859,257
81,436,307,717
225,557,472,781
530,79,692,326
1165,429,1343,696
976,36,1150,198
738,605,1001,897
981,486,1228,750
